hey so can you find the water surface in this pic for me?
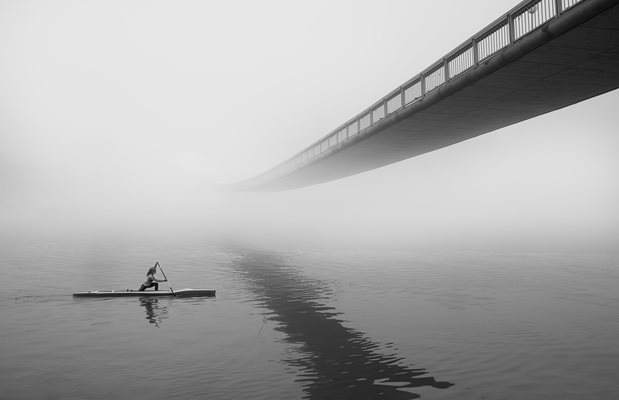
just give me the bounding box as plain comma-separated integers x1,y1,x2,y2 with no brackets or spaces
1,240,617,399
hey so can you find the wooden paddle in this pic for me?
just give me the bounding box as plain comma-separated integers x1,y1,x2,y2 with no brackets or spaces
157,262,175,296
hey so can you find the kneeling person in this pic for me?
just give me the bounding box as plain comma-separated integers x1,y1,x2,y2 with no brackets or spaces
139,263,167,291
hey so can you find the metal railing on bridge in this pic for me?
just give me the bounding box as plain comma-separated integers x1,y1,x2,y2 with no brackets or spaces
248,0,585,187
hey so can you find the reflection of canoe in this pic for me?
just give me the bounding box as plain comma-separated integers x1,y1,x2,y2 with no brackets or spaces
73,289,216,297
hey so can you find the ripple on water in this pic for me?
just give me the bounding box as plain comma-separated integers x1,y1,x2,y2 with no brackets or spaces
1,244,618,399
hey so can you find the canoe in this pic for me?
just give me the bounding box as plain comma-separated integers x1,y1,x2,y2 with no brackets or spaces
73,289,216,297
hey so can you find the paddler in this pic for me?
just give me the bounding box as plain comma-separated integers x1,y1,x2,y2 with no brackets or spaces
139,262,167,291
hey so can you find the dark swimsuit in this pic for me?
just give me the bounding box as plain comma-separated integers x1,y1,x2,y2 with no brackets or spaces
139,282,158,291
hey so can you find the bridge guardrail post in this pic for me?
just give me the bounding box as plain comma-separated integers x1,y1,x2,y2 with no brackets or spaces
508,13,515,44
472,38,479,65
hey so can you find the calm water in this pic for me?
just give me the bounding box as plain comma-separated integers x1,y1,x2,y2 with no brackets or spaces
1,239,618,399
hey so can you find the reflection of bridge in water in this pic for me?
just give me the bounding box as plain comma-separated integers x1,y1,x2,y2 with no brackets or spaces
235,0,619,191
234,249,453,399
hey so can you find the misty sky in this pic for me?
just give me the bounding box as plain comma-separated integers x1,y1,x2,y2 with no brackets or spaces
1,0,618,250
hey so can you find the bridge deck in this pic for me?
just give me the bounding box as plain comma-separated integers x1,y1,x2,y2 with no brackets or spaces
238,0,619,191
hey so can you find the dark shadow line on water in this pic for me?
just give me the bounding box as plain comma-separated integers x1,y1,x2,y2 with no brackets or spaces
230,248,454,400
10,294,71,303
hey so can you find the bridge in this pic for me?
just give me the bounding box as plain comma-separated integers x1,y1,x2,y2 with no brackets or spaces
234,0,619,191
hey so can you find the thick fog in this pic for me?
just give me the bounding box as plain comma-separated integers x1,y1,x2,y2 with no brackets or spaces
2,0,618,251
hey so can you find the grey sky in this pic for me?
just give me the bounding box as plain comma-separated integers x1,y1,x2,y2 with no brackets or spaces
1,0,617,250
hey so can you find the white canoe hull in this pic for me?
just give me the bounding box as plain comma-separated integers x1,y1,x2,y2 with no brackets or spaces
73,289,216,297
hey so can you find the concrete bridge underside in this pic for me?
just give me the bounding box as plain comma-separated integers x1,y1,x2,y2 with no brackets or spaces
239,0,619,191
